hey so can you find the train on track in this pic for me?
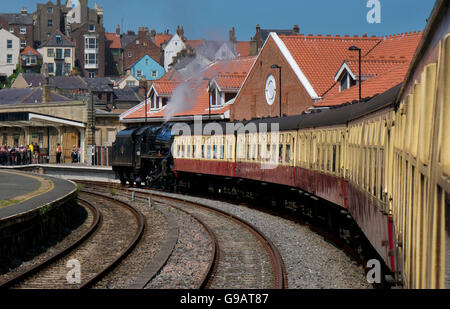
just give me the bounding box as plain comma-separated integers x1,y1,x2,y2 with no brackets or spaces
113,1,449,289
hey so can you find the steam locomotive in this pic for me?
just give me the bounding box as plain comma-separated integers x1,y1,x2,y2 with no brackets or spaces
111,122,175,189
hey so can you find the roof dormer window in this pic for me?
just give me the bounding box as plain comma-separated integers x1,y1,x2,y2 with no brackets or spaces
209,85,223,107
338,70,357,92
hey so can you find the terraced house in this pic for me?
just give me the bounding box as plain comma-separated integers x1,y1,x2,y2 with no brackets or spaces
37,29,75,76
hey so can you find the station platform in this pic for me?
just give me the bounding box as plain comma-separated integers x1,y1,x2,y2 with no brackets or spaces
0,170,77,220
0,163,116,183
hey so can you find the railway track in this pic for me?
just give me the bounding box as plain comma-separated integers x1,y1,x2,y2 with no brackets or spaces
77,180,287,289
0,190,145,289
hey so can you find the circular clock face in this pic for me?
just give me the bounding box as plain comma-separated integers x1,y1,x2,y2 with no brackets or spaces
265,74,276,106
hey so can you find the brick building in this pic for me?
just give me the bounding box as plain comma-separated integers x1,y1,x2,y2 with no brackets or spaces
70,21,106,78
230,31,422,121
122,27,163,73
0,8,34,50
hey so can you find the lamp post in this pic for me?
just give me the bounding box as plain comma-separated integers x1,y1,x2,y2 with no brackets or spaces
144,84,148,125
271,64,282,117
348,46,361,102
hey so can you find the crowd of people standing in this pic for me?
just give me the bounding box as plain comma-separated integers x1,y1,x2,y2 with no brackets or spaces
0,143,41,165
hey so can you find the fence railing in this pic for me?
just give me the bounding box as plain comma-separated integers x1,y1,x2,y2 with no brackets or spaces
94,146,112,166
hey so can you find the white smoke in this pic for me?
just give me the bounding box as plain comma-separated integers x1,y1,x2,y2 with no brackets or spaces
163,39,237,122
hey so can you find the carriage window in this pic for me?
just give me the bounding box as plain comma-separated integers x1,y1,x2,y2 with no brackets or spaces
201,145,205,158
207,145,211,159
177,145,181,157
182,145,185,158
279,144,283,163
272,144,277,163
220,145,224,160
229,144,233,159
266,144,270,162
187,144,191,158
286,144,291,164
193,145,197,158
332,145,337,173
213,145,217,159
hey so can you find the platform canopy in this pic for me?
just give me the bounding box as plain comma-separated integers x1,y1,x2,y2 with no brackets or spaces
0,112,85,128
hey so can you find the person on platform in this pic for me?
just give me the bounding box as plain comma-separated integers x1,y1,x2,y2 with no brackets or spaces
56,143,62,164
71,145,78,163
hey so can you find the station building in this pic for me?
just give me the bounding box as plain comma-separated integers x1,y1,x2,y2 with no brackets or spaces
0,84,131,163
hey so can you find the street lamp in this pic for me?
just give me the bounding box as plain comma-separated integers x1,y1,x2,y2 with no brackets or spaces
144,84,148,125
348,46,361,102
271,64,282,117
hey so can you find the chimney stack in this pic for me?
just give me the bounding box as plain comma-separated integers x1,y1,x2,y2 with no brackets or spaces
176,25,184,38
116,24,120,35
138,26,149,39
42,77,51,103
21,7,27,15
293,24,300,34
229,27,236,43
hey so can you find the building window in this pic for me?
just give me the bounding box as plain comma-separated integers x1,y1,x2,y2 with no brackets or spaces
48,19,53,27
88,71,95,78
47,48,54,57
339,71,357,92
64,49,71,57
126,81,136,87
9,25,13,33
88,24,95,32
85,53,98,65
151,70,157,78
56,34,62,44
64,63,71,74
7,40,12,49
20,40,26,49
85,37,97,49
20,26,26,34
145,58,149,65
128,51,132,58
136,70,142,78
47,7,53,14
48,63,54,73
6,54,12,64
56,48,63,59
26,56,37,66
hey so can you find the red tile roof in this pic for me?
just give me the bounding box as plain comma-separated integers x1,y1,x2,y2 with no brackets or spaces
21,46,40,56
279,34,382,97
154,34,171,47
316,62,410,107
342,58,408,79
121,56,256,121
212,73,248,91
185,39,205,50
152,80,182,96
105,32,122,49
276,31,421,105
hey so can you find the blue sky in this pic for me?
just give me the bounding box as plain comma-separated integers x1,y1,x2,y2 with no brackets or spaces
3,0,436,41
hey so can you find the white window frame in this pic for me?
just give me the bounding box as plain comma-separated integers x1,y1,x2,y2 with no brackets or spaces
136,70,142,78
6,54,12,64
85,53,98,65
7,40,12,49
85,37,98,49
20,40,26,49
151,70,157,78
